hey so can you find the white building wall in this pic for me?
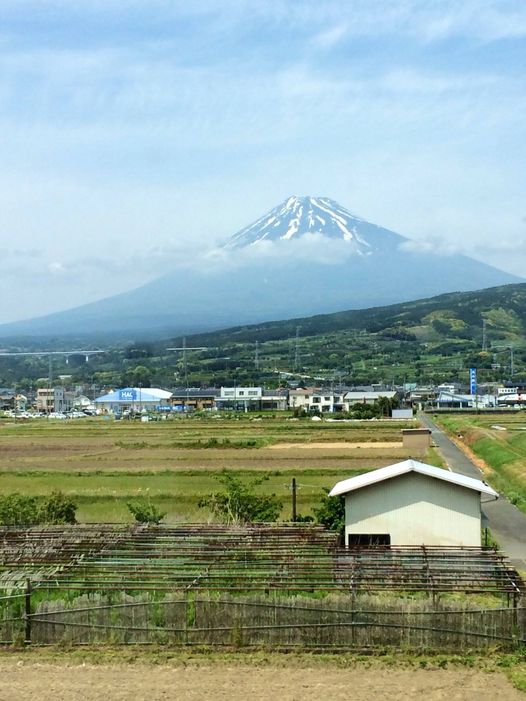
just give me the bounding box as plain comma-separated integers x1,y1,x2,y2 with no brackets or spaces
220,387,262,400
345,472,482,546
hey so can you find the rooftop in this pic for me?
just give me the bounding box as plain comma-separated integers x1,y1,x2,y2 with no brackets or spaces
329,459,499,498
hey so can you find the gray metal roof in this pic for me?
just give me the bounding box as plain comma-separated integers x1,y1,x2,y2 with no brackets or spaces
330,459,499,498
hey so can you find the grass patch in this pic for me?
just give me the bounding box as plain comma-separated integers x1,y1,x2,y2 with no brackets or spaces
434,414,526,514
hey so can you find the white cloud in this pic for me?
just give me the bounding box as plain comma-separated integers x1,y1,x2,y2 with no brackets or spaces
399,238,465,256
204,234,356,270
311,24,348,49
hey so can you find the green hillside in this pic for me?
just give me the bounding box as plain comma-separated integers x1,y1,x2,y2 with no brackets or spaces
2,283,526,388
157,282,526,386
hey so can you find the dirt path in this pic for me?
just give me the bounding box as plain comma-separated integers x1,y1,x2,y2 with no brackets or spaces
269,441,402,450
0,661,521,701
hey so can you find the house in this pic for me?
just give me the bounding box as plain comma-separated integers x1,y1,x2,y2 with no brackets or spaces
288,387,345,413
0,389,15,411
329,459,498,547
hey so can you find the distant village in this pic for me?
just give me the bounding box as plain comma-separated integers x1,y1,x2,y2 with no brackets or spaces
2,380,526,418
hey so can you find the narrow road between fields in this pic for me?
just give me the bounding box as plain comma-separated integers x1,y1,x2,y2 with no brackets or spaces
419,413,526,572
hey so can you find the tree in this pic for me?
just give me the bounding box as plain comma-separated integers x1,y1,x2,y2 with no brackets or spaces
199,471,282,524
313,488,345,535
121,365,152,388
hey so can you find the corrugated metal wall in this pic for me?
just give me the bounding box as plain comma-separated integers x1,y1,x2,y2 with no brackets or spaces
345,473,481,546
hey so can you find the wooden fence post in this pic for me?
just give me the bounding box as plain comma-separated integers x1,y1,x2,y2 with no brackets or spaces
24,580,32,645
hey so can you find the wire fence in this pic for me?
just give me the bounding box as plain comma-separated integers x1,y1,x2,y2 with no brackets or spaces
0,524,524,650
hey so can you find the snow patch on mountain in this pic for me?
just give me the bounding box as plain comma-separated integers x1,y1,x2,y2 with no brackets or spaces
223,196,400,256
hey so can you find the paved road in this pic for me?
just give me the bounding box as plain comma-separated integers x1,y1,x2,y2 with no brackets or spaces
419,413,526,571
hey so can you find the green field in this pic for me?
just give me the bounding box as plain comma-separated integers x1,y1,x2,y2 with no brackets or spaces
433,413,526,514
0,414,437,522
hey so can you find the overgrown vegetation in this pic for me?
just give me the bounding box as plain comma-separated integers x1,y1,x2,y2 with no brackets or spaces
313,488,345,535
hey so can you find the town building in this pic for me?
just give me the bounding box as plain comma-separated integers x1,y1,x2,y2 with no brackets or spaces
288,387,345,413
216,387,288,411
95,387,172,414
36,387,73,413
171,388,220,411
436,391,496,409
343,390,397,410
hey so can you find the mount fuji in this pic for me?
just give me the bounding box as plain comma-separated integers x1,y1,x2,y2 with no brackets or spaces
0,196,521,339
224,196,399,253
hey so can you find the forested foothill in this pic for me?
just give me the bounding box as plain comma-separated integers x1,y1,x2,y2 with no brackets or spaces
2,282,526,390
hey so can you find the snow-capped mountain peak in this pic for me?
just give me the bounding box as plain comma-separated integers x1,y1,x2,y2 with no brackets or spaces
223,196,402,254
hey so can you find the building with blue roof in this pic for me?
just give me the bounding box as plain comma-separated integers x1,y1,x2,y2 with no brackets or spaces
94,387,172,413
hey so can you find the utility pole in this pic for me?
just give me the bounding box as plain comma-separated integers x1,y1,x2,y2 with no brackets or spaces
482,318,487,351
291,477,297,522
294,326,301,372
183,337,188,392
165,341,208,411
255,341,260,371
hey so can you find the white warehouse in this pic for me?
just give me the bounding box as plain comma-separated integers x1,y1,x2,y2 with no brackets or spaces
330,459,498,548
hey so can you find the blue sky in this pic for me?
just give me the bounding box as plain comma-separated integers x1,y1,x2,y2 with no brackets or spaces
0,0,525,322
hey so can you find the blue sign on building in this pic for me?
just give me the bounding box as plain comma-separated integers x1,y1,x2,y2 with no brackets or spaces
119,389,137,401
469,368,477,396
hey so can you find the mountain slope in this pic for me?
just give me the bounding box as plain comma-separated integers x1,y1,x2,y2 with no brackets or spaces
3,283,526,386
0,196,521,340
162,281,526,385
178,282,526,347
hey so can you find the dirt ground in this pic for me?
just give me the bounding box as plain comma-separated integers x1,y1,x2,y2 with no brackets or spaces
269,441,402,450
0,661,521,701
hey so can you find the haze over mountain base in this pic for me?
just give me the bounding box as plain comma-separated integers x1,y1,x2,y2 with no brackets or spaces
0,197,520,340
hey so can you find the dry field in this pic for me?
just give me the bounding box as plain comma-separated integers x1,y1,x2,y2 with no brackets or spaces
0,416,432,522
0,658,521,701
0,417,413,472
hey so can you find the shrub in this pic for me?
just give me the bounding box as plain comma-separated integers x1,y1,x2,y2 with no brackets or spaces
0,491,77,526
0,493,41,526
39,490,77,524
199,471,282,524
126,498,166,524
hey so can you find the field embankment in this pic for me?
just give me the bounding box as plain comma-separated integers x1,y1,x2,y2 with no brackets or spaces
433,413,526,514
